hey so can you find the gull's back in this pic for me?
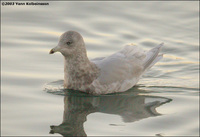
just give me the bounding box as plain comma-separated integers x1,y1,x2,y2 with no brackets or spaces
90,43,164,94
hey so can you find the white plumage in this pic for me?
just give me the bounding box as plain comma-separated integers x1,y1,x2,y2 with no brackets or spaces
91,43,164,94
50,31,163,94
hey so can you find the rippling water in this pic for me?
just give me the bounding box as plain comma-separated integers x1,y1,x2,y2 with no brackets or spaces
1,1,199,136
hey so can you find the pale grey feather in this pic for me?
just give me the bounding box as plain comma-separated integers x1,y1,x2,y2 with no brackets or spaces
142,43,164,70
50,30,164,94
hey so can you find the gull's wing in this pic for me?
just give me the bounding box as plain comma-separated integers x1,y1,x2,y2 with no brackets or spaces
142,43,164,71
91,45,145,86
91,43,163,88
90,57,105,63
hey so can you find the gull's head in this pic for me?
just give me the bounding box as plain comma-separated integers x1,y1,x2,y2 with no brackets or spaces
49,31,85,57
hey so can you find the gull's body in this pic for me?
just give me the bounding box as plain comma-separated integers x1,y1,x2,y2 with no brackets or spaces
50,31,163,95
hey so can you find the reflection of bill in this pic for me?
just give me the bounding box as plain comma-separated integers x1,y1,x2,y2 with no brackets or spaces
49,89,172,136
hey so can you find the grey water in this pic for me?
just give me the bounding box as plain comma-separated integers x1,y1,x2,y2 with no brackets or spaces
1,1,199,136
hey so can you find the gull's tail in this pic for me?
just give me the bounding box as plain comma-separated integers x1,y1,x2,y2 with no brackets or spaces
143,43,164,71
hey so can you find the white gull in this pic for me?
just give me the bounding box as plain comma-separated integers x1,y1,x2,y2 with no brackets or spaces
49,31,163,95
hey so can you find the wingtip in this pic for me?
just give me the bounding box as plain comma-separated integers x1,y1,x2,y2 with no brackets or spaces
160,42,164,46
156,42,164,49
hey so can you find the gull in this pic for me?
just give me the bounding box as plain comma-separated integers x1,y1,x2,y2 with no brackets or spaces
49,31,163,95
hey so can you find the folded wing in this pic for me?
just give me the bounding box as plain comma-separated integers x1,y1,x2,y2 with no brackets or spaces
90,43,163,92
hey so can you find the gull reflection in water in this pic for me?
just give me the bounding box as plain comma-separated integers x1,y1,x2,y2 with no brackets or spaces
49,87,172,136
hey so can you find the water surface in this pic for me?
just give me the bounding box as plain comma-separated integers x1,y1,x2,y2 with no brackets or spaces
1,1,199,136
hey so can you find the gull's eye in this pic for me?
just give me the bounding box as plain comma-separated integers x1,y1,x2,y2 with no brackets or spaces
66,41,72,45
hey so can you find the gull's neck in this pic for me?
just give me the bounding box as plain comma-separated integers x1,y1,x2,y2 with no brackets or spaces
63,50,99,90
64,52,91,72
